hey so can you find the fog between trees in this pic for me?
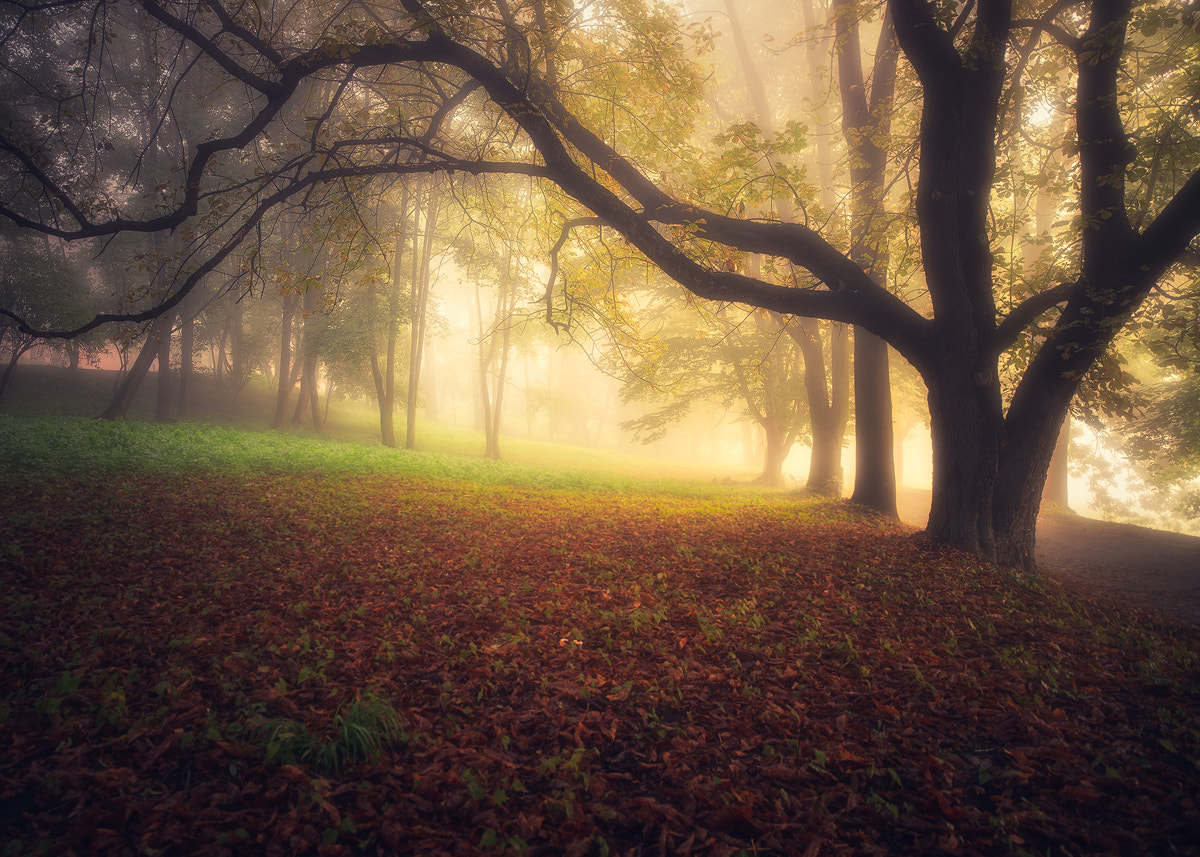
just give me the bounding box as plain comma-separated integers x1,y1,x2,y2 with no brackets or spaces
0,0,1198,563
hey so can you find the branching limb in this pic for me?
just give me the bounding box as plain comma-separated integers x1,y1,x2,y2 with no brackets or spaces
544,216,603,329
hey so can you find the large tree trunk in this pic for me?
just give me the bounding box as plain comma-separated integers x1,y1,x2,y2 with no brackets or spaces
925,358,1005,561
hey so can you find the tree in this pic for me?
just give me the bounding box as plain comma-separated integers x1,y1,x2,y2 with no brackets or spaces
1,0,1198,569
717,0,852,496
833,0,901,517
620,296,813,486
0,231,92,404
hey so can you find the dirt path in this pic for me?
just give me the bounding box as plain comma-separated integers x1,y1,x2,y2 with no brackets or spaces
896,488,1200,625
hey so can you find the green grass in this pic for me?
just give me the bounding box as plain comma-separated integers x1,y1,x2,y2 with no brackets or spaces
0,414,770,501
0,363,759,488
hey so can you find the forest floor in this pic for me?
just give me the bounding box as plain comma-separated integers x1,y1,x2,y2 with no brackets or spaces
2,417,1199,855
896,488,1200,626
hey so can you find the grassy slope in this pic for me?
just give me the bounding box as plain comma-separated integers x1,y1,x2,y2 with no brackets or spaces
0,363,748,484
1,380,1199,855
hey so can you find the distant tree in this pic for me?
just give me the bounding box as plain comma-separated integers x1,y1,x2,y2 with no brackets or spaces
0,233,93,405
619,291,811,486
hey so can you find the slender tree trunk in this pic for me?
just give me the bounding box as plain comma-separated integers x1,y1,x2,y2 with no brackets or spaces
836,1,900,517
296,284,322,432
477,282,496,457
229,297,246,400
477,276,504,459
489,299,512,460
379,189,411,448
850,332,897,515
178,305,194,419
802,0,853,488
155,311,173,422
790,317,848,495
407,180,440,451
384,284,399,446
270,292,297,430
365,275,390,445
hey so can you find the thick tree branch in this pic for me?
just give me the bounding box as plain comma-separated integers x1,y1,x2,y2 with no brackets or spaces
1133,167,1200,280
1076,0,1136,270
199,0,286,67
889,0,959,86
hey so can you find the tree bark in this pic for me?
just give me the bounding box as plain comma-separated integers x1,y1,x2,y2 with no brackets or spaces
755,417,794,487
925,356,1005,559
477,269,513,460
789,318,848,495
836,0,900,517
298,284,323,432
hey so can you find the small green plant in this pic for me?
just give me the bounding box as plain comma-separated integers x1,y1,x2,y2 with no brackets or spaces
257,694,407,773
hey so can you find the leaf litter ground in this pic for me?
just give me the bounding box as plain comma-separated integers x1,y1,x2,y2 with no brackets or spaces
2,471,1198,856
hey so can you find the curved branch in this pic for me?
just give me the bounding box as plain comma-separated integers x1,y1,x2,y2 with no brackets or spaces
0,36,454,240
199,0,286,67
994,281,1076,354
544,216,603,328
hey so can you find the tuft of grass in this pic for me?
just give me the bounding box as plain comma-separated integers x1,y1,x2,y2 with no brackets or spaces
256,694,407,773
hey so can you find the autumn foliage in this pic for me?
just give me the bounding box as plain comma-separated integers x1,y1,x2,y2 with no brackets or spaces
2,443,1199,855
